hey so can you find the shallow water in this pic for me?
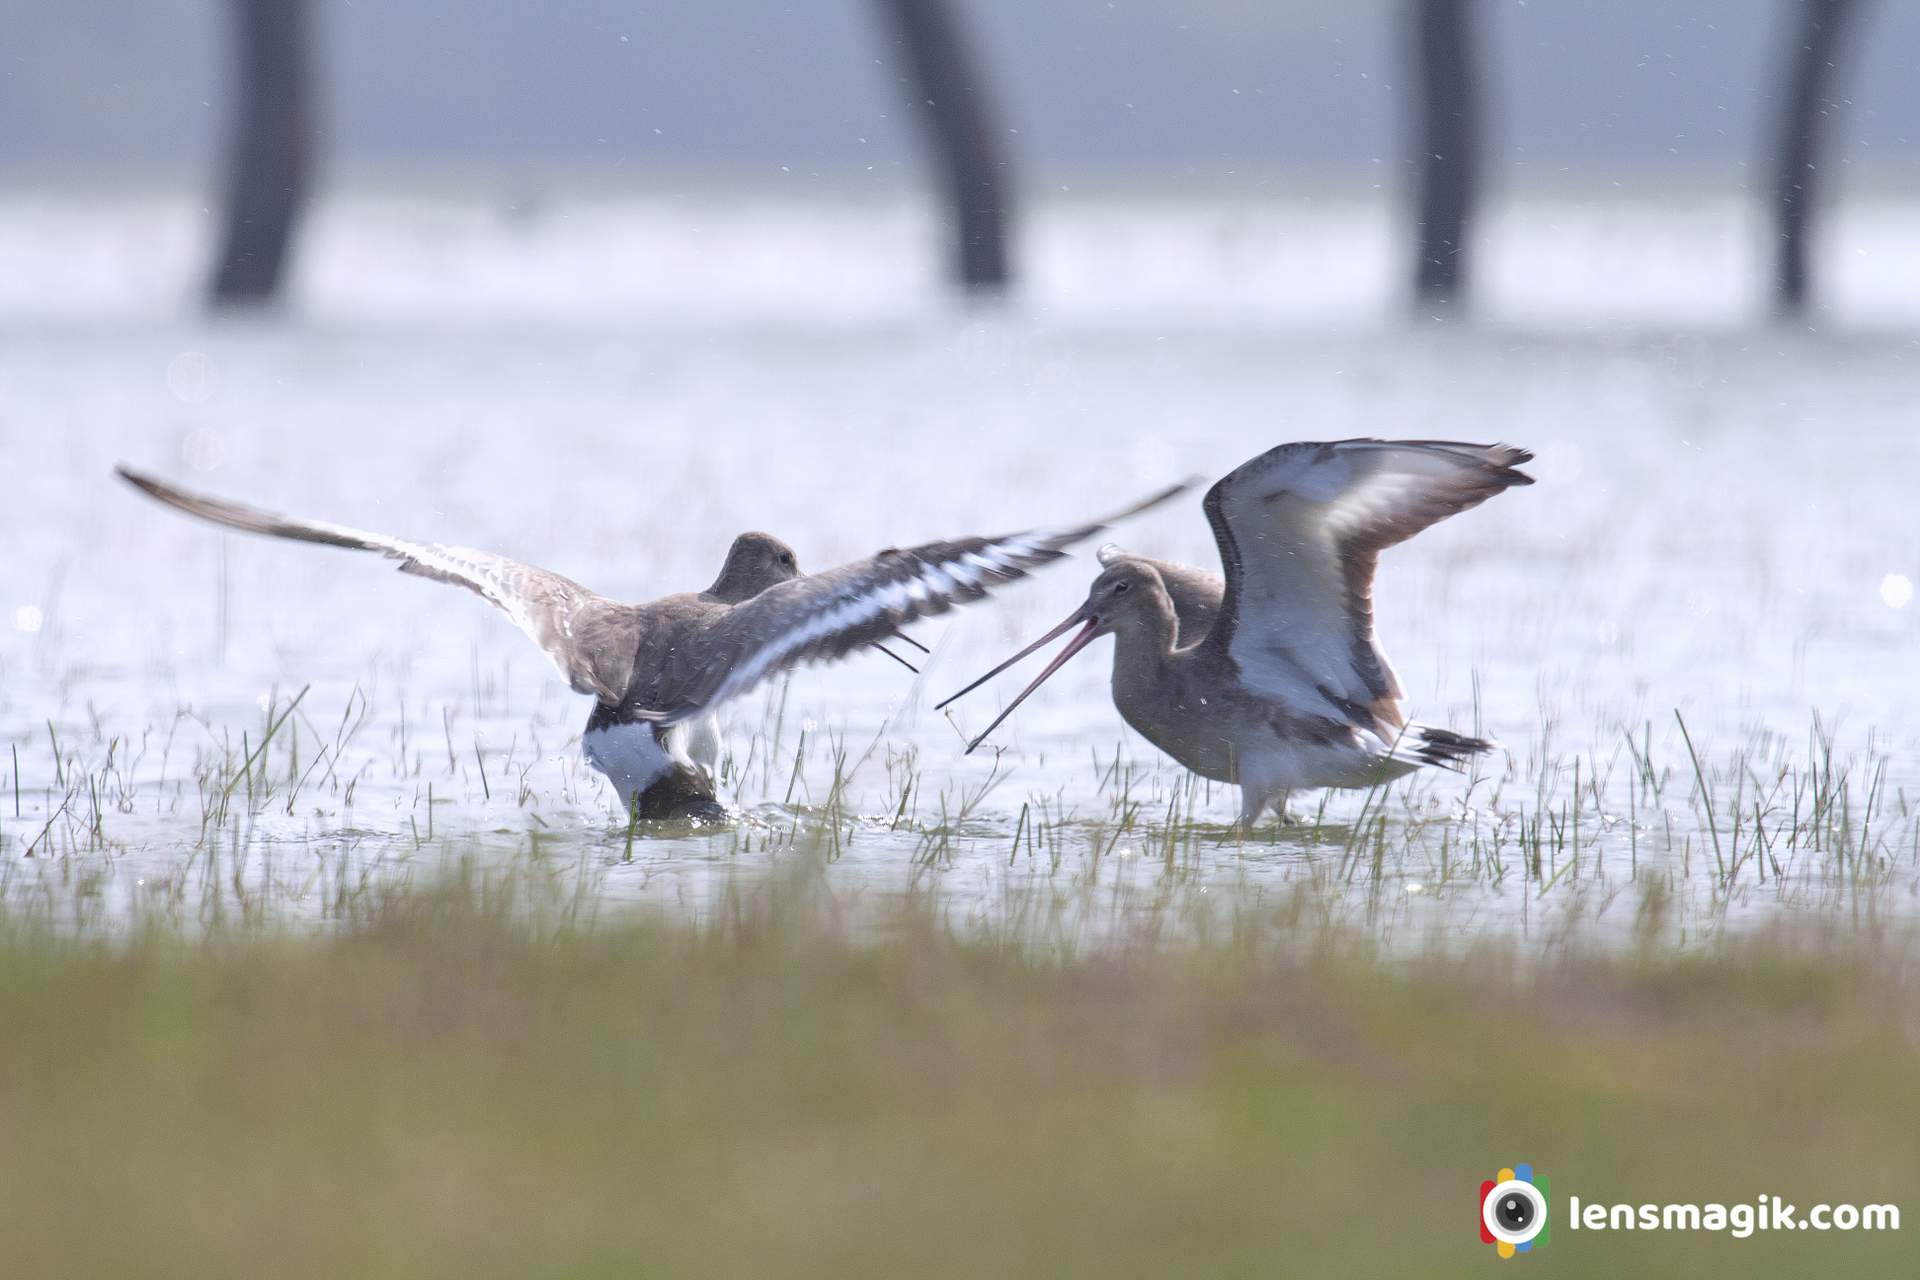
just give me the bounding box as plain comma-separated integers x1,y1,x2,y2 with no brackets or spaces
2,189,1917,948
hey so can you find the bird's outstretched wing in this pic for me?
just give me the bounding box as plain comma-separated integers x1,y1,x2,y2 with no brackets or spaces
116,466,641,703
642,482,1193,722
1198,439,1532,736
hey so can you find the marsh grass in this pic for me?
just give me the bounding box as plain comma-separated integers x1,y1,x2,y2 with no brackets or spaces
2,675,1918,949
0,859,1914,1277
3,664,1917,1276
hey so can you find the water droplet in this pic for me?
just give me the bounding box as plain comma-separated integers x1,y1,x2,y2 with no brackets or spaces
166,350,214,404
182,427,225,472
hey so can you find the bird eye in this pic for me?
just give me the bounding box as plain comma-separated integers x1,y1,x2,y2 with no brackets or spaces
780,553,794,566
1113,581,1130,595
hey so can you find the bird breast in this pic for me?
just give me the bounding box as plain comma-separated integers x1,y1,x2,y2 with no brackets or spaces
1110,659,1242,784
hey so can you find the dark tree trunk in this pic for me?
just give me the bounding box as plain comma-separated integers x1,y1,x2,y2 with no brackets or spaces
209,0,314,307
1772,0,1865,318
874,0,1012,292
1407,0,1480,312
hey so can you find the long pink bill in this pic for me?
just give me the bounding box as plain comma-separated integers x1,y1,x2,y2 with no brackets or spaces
935,609,1090,712
954,613,1102,755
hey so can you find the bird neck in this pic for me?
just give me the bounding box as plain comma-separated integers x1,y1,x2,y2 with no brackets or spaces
1109,587,1179,683
704,560,760,604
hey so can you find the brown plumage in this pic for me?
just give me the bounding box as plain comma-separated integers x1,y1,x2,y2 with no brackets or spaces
941,440,1532,824
1094,543,1223,648
116,464,1189,819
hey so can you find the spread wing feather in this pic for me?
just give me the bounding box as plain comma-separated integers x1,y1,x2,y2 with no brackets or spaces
1198,440,1531,736
116,466,640,702
644,482,1193,722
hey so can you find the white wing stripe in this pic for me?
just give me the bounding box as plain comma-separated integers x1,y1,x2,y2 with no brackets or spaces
672,477,1205,721
702,546,1031,710
944,560,981,590
920,562,961,595
964,551,1012,578
708,580,894,708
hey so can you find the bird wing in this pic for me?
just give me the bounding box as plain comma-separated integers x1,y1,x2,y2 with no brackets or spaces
1198,440,1532,734
640,482,1193,723
116,465,641,703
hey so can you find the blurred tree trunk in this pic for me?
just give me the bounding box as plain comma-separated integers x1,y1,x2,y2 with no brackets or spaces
874,0,1012,292
209,0,313,307
1407,0,1479,313
1771,0,1865,318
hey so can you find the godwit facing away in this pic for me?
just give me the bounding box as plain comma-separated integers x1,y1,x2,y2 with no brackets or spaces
940,439,1533,824
117,466,1188,822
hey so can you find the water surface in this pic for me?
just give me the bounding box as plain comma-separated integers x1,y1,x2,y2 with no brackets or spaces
3,190,1917,948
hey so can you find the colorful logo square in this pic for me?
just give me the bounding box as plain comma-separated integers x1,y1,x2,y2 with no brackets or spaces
1480,1163,1550,1258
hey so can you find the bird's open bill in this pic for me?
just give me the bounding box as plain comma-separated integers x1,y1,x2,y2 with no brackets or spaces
940,608,1101,754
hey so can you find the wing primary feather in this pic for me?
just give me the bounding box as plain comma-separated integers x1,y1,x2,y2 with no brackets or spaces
658,480,1195,721
1199,439,1531,734
115,465,638,704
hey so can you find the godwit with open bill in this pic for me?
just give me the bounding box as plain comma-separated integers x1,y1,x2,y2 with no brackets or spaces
117,466,1188,821
939,440,1532,824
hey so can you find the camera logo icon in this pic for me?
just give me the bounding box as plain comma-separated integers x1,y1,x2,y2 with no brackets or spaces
1480,1164,1550,1258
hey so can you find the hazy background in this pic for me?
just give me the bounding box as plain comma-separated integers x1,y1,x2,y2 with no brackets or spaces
3,11,1919,1274
9,0,1919,190
2,0,1917,935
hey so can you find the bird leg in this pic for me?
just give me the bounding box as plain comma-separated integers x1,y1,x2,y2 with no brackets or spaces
871,642,919,674
1236,786,1272,829
1236,783,1298,831
1273,790,1297,828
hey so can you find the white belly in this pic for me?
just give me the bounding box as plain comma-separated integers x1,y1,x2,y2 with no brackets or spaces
581,722,677,811
679,714,723,779
1232,729,1418,822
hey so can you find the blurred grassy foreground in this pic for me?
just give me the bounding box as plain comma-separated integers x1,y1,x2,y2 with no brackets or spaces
0,874,1915,1278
